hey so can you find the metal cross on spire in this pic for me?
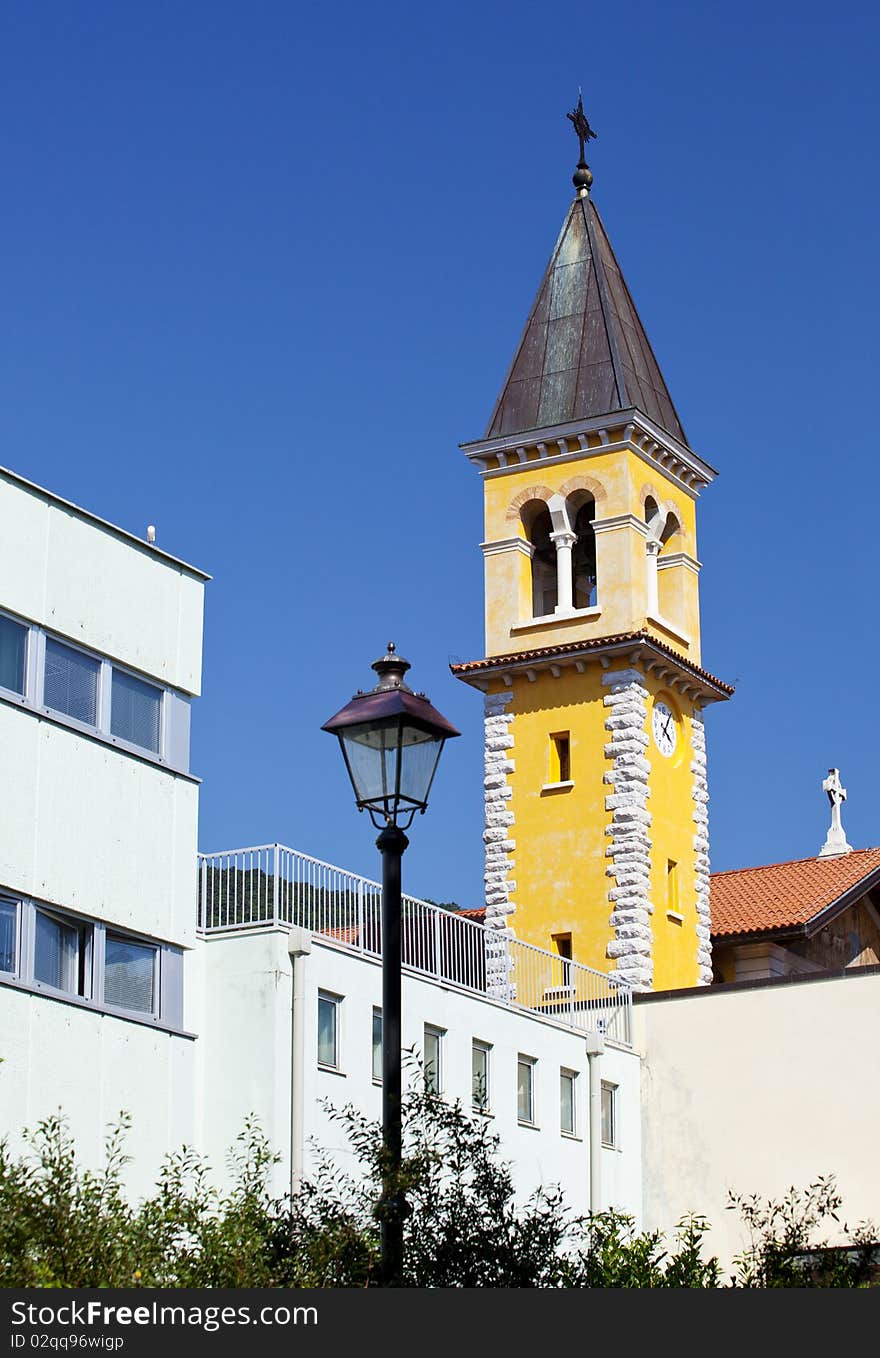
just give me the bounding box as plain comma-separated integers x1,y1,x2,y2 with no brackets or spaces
567,91,597,194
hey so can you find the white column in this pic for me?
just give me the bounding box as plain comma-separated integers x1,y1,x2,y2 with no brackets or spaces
585,1031,605,1214
551,529,577,614
646,538,661,618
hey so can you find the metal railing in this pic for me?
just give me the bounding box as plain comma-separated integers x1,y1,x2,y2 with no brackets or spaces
197,843,632,1046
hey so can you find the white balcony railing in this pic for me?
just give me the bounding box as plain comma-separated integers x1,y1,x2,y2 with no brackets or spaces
197,843,632,1047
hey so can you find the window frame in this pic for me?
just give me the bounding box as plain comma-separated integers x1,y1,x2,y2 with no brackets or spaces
317,990,343,1072
0,611,29,700
517,1054,537,1127
372,1006,382,1084
472,1038,492,1114
0,893,182,1029
0,895,20,978
601,1080,618,1149
0,607,187,771
560,1067,578,1138
423,1023,445,1095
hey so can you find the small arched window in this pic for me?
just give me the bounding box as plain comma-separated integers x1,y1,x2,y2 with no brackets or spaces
522,501,556,617
569,495,597,609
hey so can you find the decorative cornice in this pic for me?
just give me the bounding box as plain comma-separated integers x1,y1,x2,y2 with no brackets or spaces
451,629,734,705
481,537,535,559
656,551,701,575
459,409,717,500
591,512,650,538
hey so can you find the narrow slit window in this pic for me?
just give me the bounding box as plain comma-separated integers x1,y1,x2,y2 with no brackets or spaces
472,1040,491,1112
550,733,571,783
372,1007,382,1082
601,1081,618,1148
517,1055,536,1125
424,1025,443,1094
317,992,341,1069
666,860,679,914
560,1068,577,1136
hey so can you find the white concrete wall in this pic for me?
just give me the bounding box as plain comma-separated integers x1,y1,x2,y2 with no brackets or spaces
0,470,204,695
0,707,199,947
635,969,880,1271
197,929,643,1221
0,983,197,1200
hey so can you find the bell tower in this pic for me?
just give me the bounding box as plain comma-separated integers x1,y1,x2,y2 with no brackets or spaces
452,104,733,990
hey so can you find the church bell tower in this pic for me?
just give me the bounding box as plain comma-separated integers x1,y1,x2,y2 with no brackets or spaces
451,102,733,990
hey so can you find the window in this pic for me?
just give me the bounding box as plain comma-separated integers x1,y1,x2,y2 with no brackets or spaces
570,497,597,608
104,934,157,1014
317,992,341,1069
0,896,181,1026
666,860,681,918
549,733,571,784
472,1040,491,1112
517,1055,536,1125
601,1081,618,1148
424,1024,444,1094
560,1069,577,1136
0,898,17,973
372,1007,382,1083
0,614,26,695
523,501,557,616
111,669,162,754
34,908,90,996
44,638,99,726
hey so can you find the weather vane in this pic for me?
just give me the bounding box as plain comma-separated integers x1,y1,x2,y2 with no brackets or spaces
567,90,597,164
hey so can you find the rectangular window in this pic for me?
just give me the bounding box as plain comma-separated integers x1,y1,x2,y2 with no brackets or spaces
317,992,341,1069
549,732,571,783
0,615,27,695
601,1081,618,1148
372,1007,382,1083
34,908,89,996
424,1024,443,1094
111,669,162,754
517,1055,536,1125
44,639,99,726
666,859,679,914
472,1040,491,1112
560,1068,577,1136
104,933,157,1015
0,898,17,973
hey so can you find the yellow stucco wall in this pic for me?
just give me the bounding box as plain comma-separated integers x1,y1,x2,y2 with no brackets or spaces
494,664,702,990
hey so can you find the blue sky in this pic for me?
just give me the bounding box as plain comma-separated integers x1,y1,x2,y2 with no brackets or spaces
2,1,879,905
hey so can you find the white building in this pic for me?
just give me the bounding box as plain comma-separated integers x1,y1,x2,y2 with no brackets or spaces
0,462,642,1218
2,462,878,1273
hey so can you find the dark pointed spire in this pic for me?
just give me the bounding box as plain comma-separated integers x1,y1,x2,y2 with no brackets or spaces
485,106,687,447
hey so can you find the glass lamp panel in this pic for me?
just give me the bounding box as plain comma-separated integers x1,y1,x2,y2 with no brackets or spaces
339,722,401,808
397,727,444,808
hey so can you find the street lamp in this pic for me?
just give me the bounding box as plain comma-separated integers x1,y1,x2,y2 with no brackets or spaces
322,642,459,1285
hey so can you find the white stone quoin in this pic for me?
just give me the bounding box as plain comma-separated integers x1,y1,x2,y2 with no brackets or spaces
603,668,654,990
691,707,713,985
483,690,516,997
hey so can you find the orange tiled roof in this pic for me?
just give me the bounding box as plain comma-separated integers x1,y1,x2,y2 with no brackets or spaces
710,846,880,940
456,906,487,921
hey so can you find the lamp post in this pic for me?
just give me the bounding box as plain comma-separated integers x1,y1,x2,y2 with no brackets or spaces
322,643,459,1285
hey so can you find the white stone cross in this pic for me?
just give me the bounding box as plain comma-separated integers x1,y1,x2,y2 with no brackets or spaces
819,767,853,857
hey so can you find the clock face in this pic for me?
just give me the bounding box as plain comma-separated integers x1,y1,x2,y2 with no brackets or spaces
652,700,677,757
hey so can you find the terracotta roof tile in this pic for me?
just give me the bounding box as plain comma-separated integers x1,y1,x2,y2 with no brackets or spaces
450,629,734,697
710,847,880,940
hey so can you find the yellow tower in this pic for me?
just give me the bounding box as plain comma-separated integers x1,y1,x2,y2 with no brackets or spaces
452,122,732,991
